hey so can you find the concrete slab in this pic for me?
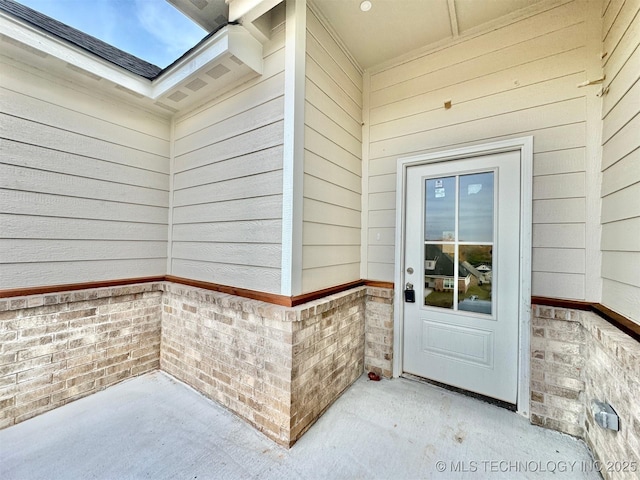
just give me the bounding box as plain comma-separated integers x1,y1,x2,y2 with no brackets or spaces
0,371,601,479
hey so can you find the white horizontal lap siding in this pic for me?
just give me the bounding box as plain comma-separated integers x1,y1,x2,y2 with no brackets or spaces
0,62,170,289
170,27,286,294
302,6,363,293
366,0,592,300
600,0,640,324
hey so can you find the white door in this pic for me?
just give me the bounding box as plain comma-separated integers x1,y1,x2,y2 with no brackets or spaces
403,151,521,404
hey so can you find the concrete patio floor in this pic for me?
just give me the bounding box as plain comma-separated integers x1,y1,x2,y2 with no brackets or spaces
0,371,601,479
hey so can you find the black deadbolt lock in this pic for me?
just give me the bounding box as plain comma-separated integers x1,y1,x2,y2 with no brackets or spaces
404,283,415,303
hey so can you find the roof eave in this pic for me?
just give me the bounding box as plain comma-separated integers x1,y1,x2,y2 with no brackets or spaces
152,24,263,99
0,12,263,111
0,11,152,97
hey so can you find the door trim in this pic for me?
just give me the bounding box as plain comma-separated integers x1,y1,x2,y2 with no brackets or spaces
393,137,533,417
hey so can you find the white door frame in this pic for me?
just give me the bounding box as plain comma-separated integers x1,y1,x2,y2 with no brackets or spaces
393,137,533,417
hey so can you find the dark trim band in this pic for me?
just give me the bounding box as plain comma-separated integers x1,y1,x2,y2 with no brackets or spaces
532,296,639,342
364,280,395,289
168,277,371,307
165,275,293,306
0,276,166,299
2,279,635,342
291,280,365,306
530,296,592,311
0,277,392,307
590,304,639,342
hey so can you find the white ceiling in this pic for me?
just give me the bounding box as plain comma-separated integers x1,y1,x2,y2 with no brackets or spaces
312,0,546,70
167,0,548,71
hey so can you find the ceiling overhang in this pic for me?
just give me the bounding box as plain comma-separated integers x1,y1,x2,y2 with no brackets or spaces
169,0,284,44
310,0,550,71
167,0,229,32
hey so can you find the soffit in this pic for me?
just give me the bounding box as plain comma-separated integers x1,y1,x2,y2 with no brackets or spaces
167,0,229,32
312,0,547,70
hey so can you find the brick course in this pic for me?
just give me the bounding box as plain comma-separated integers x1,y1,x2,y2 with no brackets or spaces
364,287,394,378
0,283,162,429
161,283,368,446
290,288,366,442
531,305,640,480
3,281,637,476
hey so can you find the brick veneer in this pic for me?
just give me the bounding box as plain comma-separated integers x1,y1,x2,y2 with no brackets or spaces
161,283,368,446
161,283,295,444
530,306,586,437
364,287,394,378
0,282,389,446
0,283,163,429
290,288,366,441
530,305,640,480
3,283,637,470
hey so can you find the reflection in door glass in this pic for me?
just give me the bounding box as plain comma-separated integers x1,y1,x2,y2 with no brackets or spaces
458,245,493,315
424,244,457,310
425,177,455,241
423,171,495,316
459,172,494,242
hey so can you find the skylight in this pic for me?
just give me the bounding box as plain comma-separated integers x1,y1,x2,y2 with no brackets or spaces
17,0,207,68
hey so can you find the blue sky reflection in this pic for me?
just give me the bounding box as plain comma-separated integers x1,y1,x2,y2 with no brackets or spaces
425,176,455,241
424,172,494,243
459,172,494,242
18,0,206,68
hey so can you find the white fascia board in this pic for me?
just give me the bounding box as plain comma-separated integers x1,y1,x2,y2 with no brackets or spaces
227,25,263,74
0,13,150,96
151,28,231,97
227,0,283,22
152,25,262,98
152,25,262,100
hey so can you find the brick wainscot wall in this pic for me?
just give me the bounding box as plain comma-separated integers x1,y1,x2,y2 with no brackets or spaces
1,282,394,447
531,305,640,480
2,282,638,472
162,283,368,446
0,283,163,428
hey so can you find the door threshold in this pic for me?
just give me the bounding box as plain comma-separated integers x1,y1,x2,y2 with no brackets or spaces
401,373,517,412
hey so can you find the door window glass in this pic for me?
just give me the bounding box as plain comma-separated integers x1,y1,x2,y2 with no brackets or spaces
424,244,455,310
458,245,493,314
423,172,494,316
459,172,494,242
424,177,455,241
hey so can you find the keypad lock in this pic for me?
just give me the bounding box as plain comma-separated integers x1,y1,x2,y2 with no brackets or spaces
404,282,415,303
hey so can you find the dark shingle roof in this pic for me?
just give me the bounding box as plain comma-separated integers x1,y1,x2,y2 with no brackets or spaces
425,244,471,278
0,0,162,79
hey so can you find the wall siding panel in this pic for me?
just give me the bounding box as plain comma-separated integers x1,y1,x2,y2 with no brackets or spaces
170,259,280,294
0,163,168,207
0,61,170,290
0,259,166,288
0,214,168,241
601,217,640,251
302,6,363,293
365,0,595,300
600,0,640,324
169,24,286,294
171,220,282,244
2,141,168,190
0,113,168,174
533,148,585,176
370,1,584,92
